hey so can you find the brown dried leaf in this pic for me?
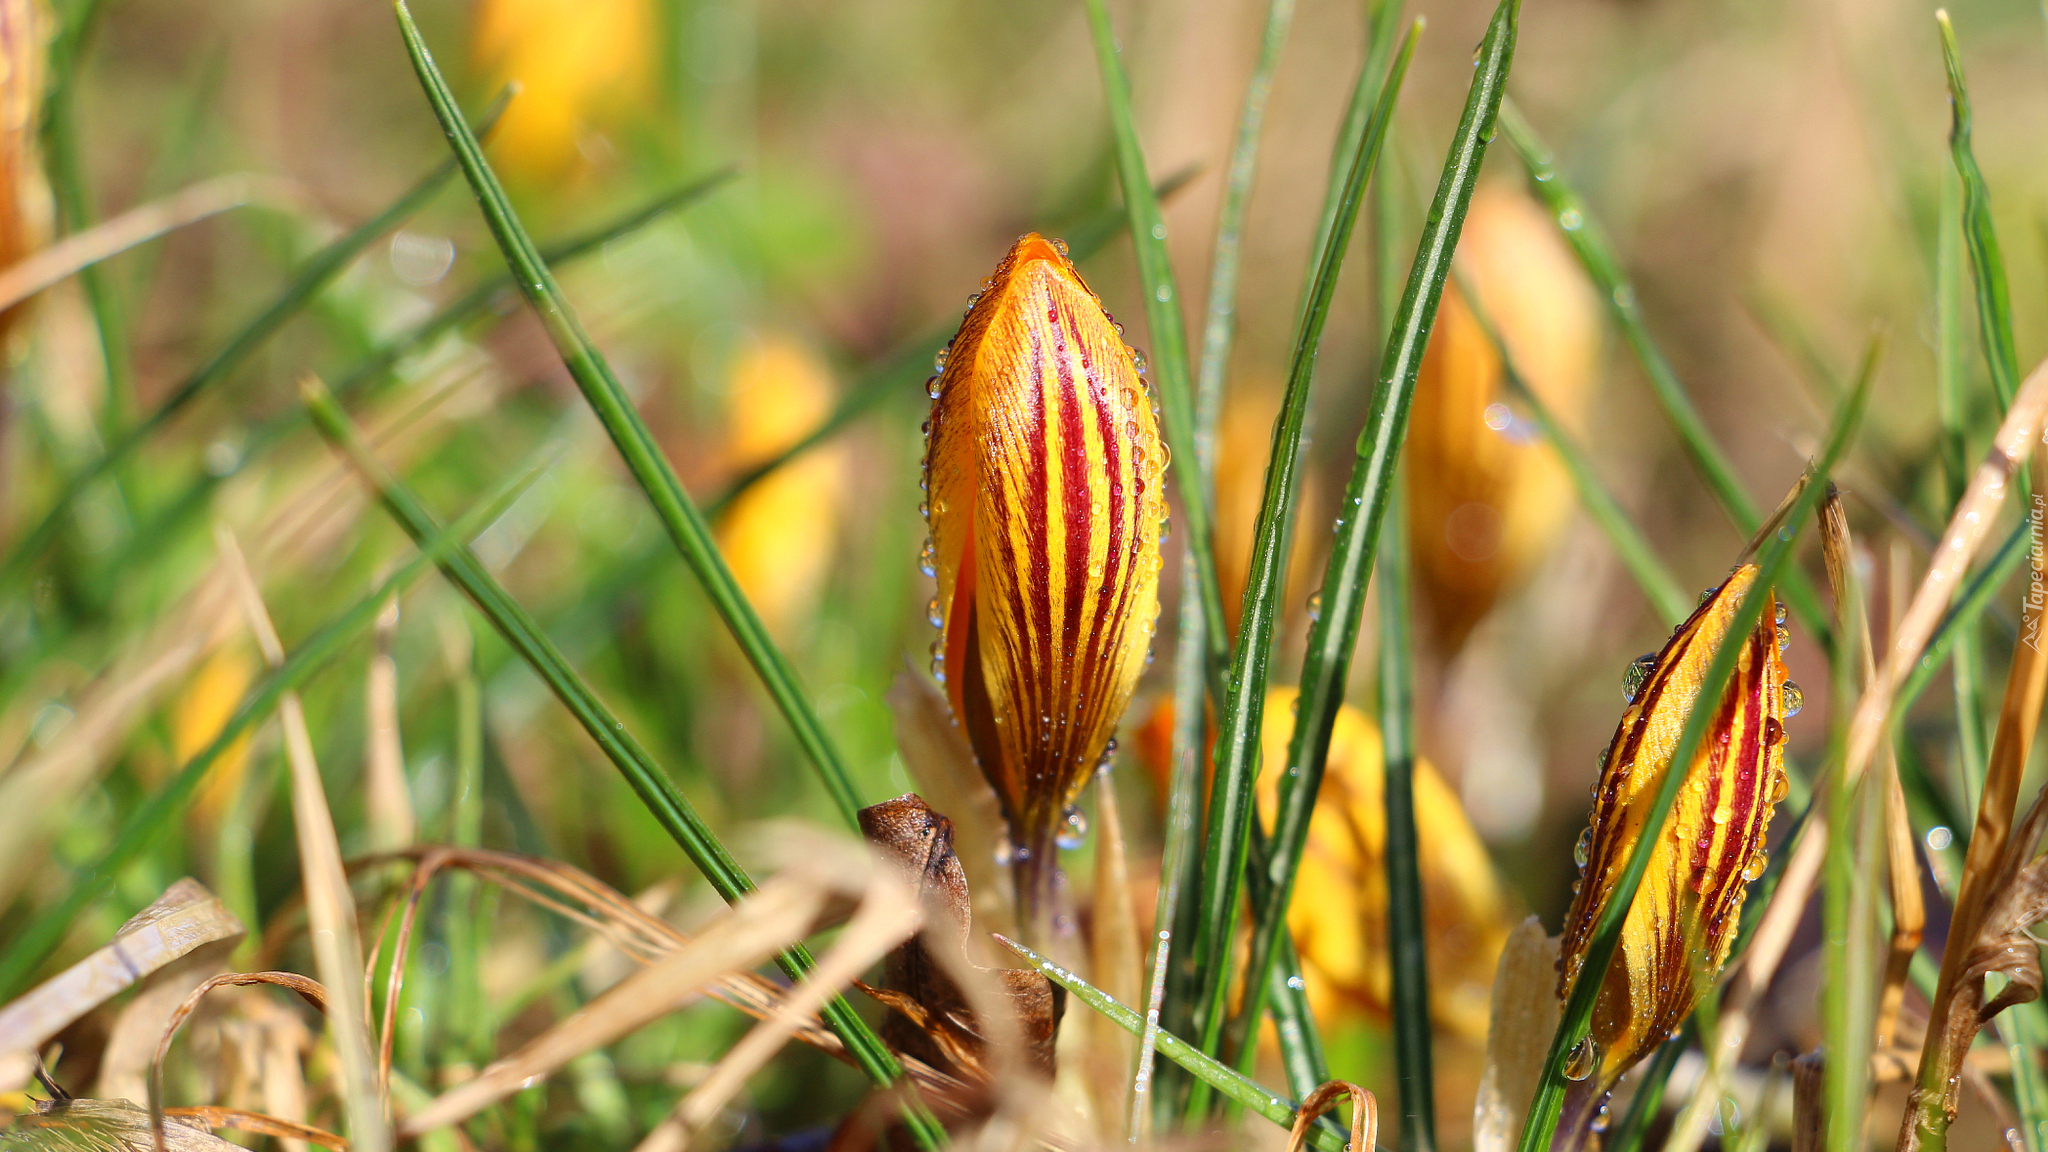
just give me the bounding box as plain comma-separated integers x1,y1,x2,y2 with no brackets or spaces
0,881,244,1087
1966,853,2048,1021
0,1100,243,1152
857,795,1063,1085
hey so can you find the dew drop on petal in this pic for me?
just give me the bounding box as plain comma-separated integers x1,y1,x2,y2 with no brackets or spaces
928,639,946,684
1573,827,1593,870
1775,600,1789,627
918,538,937,578
1782,681,1805,717
926,597,943,628
1769,773,1790,803
1306,589,1323,621
1056,806,1089,850
1623,653,1657,703
1743,849,1769,882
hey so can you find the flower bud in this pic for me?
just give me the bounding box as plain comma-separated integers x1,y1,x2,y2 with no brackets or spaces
921,234,1166,917
1555,564,1794,1113
471,0,651,184
1407,183,1599,654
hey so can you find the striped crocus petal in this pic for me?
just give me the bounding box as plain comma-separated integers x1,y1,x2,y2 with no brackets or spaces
921,233,1166,909
1555,563,1793,1105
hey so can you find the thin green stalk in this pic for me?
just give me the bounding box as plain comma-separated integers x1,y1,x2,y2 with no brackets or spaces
303,382,943,1149
1241,0,1522,1098
1516,351,1871,1152
1896,520,2028,712
1377,475,1433,1152
1937,12,2018,410
1997,1003,2048,1152
0,456,547,1000
1459,275,1690,626
0,100,507,593
1192,0,1294,461
392,4,870,830
1082,0,1228,676
1187,16,1422,1088
93,172,735,605
1496,101,1832,646
443,621,489,1065
996,934,1372,1152
1821,566,1877,1152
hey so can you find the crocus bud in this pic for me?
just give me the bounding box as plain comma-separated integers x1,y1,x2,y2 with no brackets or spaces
1553,564,1796,1140
1407,183,1599,655
920,233,1166,922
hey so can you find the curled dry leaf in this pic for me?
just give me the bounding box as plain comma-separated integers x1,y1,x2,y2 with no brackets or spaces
1285,1081,1378,1152
0,1101,243,1152
0,880,245,1090
857,795,1065,1089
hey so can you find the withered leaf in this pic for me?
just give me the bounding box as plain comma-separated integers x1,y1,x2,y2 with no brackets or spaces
857,794,1063,1083
1966,853,2048,1022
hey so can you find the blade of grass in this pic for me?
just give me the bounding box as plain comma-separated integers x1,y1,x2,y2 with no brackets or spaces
0,98,507,594
1516,356,1871,1152
993,933,1369,1152
1082,0,1228,677
0,452,547,1001
1937,11,2018,410
1497,101,1832,646
94,171,734,601
1187,14,1423,1086
300,380,944,1150
1820,555,1877,1152
1375,474,1432,1152
391,4,872,831
1239,0,1521,1105
217,530,388,1152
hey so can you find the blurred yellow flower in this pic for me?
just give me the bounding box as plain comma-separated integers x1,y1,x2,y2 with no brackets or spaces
1407,183,1599,655
714,335,846,643
922,234,1166,921
1553,565,1793,1140
470,0,652,184
175,643,257,834
0,0,49,341
1132,687,1512,1042
1257,687,1511,1043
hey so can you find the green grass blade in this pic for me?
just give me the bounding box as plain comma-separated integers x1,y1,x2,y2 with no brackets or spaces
1375,474,1433,1151
1459,274,1690,625
1496,101,1833,646
1821,566,1878,1152
1515,342,1873,1152
0,453,548,1001
994,934,1368,1152
302,383,944,1148
0,101,507,593
1937,12,2019,410
391,3,871,831
92,172,735,602
1239,0,1518,1095
1192,0,1295,461
1188,16,1422,1081
1894,520,2027,713
1082,0,1228,675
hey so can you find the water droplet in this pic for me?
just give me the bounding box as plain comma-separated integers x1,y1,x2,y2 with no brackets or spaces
1782,681,1804,717
1764,717,1783,746
1776,624,1791,653
1154,284,1172,303
1088,558,1105,579
918,538,937,578
1769,773,1790,803
966,291,983,309
1611,284,1635,310
1563,1036,1599,1081
1574,827,1593,869
1149,222,1167,241
1712,804,1732,825
926,597,943,628
926,375,941,399
1590,1104,1612,1134
918,499,930,521
1698,586,1717,606
1483,402,1513,432
1286,975,1306,991
1133,350,1149,376
1558,208,1584,232
1054,806,1089,851
928,640,946,684
994,836,1014,866
933,346,950,372
1306,589,1323,621
1742,849,1768,882
1125,419,1140,440
1774,600,1788,627
1623,653,1657,702
1051,237,1070,257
